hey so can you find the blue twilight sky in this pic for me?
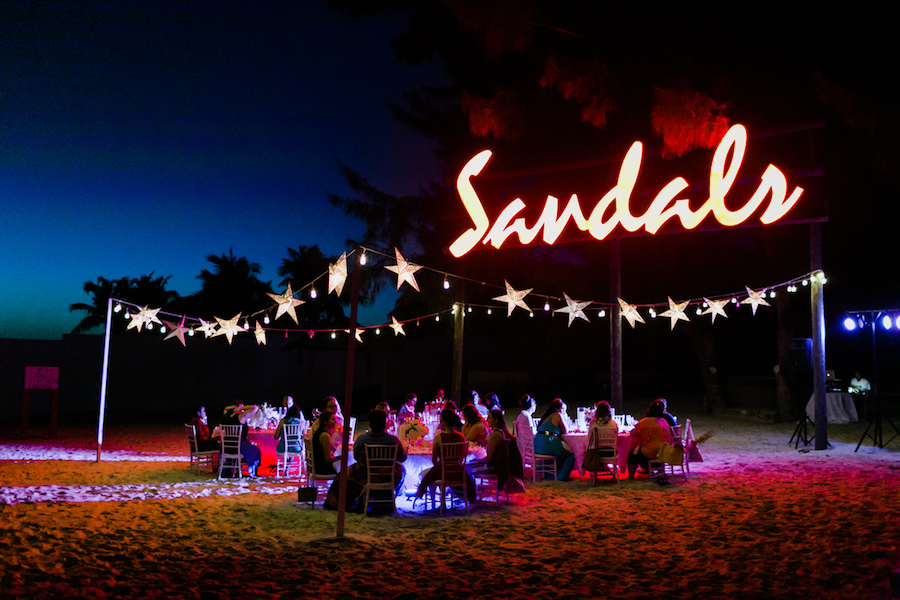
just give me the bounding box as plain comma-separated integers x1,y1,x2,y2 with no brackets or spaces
0,1,446,339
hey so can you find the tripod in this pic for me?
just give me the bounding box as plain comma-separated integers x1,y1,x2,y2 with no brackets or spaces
855,392,900,451
790,414,815,449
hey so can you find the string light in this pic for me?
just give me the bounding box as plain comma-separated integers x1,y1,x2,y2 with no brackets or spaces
543,301,550,311
598,309,606,317
310,287,317,299
263,315,270,325
443,276,450,290
359,250,367,266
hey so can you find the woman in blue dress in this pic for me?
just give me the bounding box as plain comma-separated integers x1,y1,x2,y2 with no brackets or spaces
533,398,575,481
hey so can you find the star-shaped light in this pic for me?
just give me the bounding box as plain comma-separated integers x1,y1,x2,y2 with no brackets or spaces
741,286,771,315
493,280,532,316
163,318,191,347
617,298,645,328
195,318,218,338
126,306,162,332
701,297,730,323
254,321,267,346
328,252,348,296
344,328,364,344
389,316,406,336
554,293,592,327
660,297,691,330
212,313,243,344
385,247,422,291
267,283,305,324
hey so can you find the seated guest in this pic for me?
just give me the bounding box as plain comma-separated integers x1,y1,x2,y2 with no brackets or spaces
462,403,489,447
655,398,677,428
470,390,489,419
273,404,304,455
188,405,219,452
397,393,418,423
515,394,536,436
282,395,294,409
310,410,339,476
587,401,619,469
416,409,475,502
627,400,673,479
514,394,536,461
220,404,262,477
474,409,526,492
324,409,408,512
352,410,408,493
589,401,619,438
324,396,345,456
534,398,575,481
484,392,502,411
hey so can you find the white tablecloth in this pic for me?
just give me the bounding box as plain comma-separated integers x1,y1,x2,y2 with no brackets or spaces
566,432,635,476
805,392,858,424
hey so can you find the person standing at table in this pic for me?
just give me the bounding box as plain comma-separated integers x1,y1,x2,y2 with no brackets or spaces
627,401,672,480
534,398,575,481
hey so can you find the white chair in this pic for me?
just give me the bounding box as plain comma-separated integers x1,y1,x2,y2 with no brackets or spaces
652,424,688,481
303,436,337,508
276,423,305,478
516,422,557,482
584,426,620,486
361,444,399,515
217,424,245,480
474,437,521,505
185,424,218,474
425,441,469,515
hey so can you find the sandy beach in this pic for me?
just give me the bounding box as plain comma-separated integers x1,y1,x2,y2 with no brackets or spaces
1,414,899,599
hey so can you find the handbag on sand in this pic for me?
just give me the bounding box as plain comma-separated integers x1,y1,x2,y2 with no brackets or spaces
657,442,684,465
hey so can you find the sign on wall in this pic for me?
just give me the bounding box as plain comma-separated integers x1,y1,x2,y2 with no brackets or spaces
24,366,59,390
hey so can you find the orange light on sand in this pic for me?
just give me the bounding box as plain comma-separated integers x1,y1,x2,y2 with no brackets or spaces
448,124,804,257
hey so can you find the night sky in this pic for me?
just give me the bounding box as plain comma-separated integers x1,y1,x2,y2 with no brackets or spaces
1,0,446,339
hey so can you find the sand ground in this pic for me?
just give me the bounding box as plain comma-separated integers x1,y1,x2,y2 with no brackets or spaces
1,414,899,599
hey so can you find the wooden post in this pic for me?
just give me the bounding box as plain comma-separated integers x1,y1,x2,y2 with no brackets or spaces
452,303,464,405
20,390,29,436
610,236,623,412
49,390,59,438
810,223,828,450
336,246,362,538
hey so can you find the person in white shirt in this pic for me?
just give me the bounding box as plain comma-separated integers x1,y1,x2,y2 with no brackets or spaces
849,371,871,395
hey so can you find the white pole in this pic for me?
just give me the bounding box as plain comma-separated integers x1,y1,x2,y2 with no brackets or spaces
97,296,114,462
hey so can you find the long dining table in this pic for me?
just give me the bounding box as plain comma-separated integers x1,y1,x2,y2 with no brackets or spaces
565,430,636,477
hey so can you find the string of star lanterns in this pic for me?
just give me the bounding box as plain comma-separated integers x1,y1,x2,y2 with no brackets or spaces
109,244,826,346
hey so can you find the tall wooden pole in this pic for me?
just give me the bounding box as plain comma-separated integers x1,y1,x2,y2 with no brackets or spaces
610,237,623,412
336,247,362,537
452,304,464,405
810,224,828,450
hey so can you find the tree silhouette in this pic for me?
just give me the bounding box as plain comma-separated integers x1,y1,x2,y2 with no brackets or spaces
187,249,273,320
276,245,347,327
69,273,178,334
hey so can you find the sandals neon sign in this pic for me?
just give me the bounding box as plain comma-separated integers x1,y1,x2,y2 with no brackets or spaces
449,124,803,257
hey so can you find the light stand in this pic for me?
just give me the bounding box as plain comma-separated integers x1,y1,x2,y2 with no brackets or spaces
848,311,900,451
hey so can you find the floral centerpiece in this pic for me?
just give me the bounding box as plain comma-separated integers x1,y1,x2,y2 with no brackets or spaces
398,419,429,447
234,403,282,430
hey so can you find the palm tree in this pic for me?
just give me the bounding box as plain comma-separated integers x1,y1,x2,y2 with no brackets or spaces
69,276,131,333
190,249,273,319
276,245,347,327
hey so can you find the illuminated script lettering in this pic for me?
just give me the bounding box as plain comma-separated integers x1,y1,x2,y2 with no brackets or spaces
449,125,803,257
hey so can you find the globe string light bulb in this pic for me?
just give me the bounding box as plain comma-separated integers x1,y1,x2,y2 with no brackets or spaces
359,251,367,266
310,287,318,299
442,276,450,290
